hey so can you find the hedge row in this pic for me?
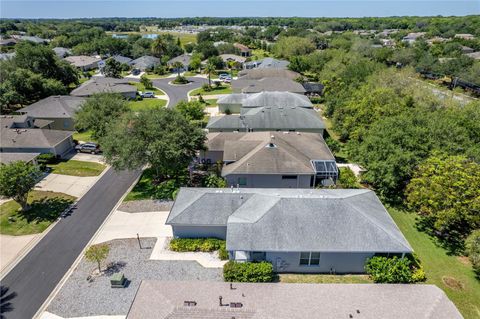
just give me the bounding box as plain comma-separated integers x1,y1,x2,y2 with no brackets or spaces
169,238,229,260
365,255,426,283
223,261,274,283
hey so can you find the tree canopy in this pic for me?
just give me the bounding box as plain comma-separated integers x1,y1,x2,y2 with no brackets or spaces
0,161,40,211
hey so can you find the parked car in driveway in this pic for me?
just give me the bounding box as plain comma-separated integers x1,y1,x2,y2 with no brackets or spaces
218,73,229,80
131,68,141,76
138,91,155,98
223,77,232,83
75,142,101,154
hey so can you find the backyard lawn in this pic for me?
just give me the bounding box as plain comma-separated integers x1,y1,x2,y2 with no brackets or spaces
279,274,372,284
389,208,480,319
129,82,165,95
190,84,232,96
128,98,167,111
73,130,96,143
0,191,76,235
48,160,106,177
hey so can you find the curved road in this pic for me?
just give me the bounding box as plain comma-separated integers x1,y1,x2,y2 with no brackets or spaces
129,76,208,108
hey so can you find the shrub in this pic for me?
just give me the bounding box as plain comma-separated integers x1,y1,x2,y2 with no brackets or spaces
170,238,225,252
37,153,57,165
172,75,189,84
465,230,480,278
204,173,227,188
337,167,360,189
218,242,229,260
202,83,212,92
154,179,180,200
365,256,414,283
140,75,153,89
223,261,274,283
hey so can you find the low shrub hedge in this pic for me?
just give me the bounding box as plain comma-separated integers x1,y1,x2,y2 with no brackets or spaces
223,261,274,283
365,255,426,283
170,238,228,259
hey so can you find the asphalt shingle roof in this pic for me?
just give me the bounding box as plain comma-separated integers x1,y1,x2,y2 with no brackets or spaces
64,55,101,68
0,152,40,164
233,77,306,94
127,281,462,319
0,127,73,149
130,55,160,70
238,68,299,80
70,77,137,97
18,96,85,119
167,188,413,253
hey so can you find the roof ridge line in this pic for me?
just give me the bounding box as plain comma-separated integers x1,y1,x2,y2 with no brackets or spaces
344,198,411,251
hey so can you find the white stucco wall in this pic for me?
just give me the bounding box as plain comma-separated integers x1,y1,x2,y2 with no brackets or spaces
172,225,227,240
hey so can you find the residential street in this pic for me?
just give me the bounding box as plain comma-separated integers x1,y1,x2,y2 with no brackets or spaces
0,168,141,319
150,76,208,107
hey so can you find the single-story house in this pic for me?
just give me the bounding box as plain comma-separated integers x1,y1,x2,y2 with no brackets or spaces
244,57,290,70
70,77,137,99
237,68,300,80
1,115,74,157
17,95,86,131
233,43,251,57
0,52,15,61
166,188,413,273
302,82,324,96
455,33,475,40
0,152,40,165
233,77,306,94
201,131,338,187
466,51,480,60
127,281,462,319
402,32,426,44
129,55,160,71
219,54,246,66
64,55,101,71
167,54,191,72
461,46,475,54
0,38,17,47
11,35,48,44
218,91,312,114
52,47,72,58
111,55,132,65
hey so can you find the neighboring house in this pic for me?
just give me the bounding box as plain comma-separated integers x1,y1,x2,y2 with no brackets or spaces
237,68,300,80
455,33,475,40
11,35,48,44
70,77,137,99
302,82,324,96
52,47,72,58
0,38,17,47
0,52,15,61
127,281,462,319
218,91,312,114
129,55,160,71
201,131,338,187
64,55,101,71
233,43,251,57
466,51,480,60
461,46,475,54
219,54,246,66
17,95,86,131
166,188,413,273
0,115,74,157
402,32,426,44
0,152,40,166
381,38,396,47
244,57,290,70
111,55,133,65
232,77,306,94
213,40,228,47
167,54,191,72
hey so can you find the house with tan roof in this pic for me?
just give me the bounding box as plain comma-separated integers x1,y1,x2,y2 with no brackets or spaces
64,55,101,71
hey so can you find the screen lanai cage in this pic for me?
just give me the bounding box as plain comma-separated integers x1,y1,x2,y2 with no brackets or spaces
311,160,338,186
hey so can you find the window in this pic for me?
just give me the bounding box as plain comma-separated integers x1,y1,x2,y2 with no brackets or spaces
299,252,320,266
238,177,247,186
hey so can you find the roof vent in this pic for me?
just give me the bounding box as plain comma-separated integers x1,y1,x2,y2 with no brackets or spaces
265,142,277,148
183,301,197,307
230,302,243,308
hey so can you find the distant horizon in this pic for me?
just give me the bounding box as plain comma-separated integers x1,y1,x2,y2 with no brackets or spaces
1,1,479,19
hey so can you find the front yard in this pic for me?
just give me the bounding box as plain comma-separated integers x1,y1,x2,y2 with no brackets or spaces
0,191,76,235
47,160,106,177
279,274,372,284
124,169,156,201
190,84,232,96
129,82,165,95
128,98,167,111
389,208,480,319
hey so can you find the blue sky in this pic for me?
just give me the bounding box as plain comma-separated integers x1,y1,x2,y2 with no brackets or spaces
1,0,479,19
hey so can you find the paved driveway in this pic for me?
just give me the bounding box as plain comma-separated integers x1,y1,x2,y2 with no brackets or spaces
129,76,208,108
35,173,101,198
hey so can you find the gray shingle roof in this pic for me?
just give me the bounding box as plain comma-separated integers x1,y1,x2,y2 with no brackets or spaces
241,92,312,108
238,68,299,80
52,47,72,58
217,93,249,105
207,105,325,132
233,77,306,94
0,127,73,149
112,55,132,64
167,188,413,253
206,131,334,175
70,77,137,97
64,55,101,68
219,54,246,63
18,95,85,119
167,54,191,66
127,281,462,319
244,57,290,70
0,152,40,164
130,55,160,70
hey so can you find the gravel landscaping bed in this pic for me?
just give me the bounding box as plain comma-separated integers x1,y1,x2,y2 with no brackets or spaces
47,238,222,317
118,199,173,213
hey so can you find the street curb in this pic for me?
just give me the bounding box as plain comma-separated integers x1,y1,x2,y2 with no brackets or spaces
0,165,111,280
33,169,141,319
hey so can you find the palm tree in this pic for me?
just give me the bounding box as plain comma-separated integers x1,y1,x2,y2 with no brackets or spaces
1,286,17,319
204,62,216,88
172,61,184,77
151,37,167,58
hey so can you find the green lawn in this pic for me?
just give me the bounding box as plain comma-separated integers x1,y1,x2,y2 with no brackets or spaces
190,85,232,96
129,82,165,95
141,72,172,80
128,98,167,111
279,274,372,284
203,99,218,107
0,191,76,235
124,168,156,201
73,130,96,143
48,160,106,177
389,208,480,319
